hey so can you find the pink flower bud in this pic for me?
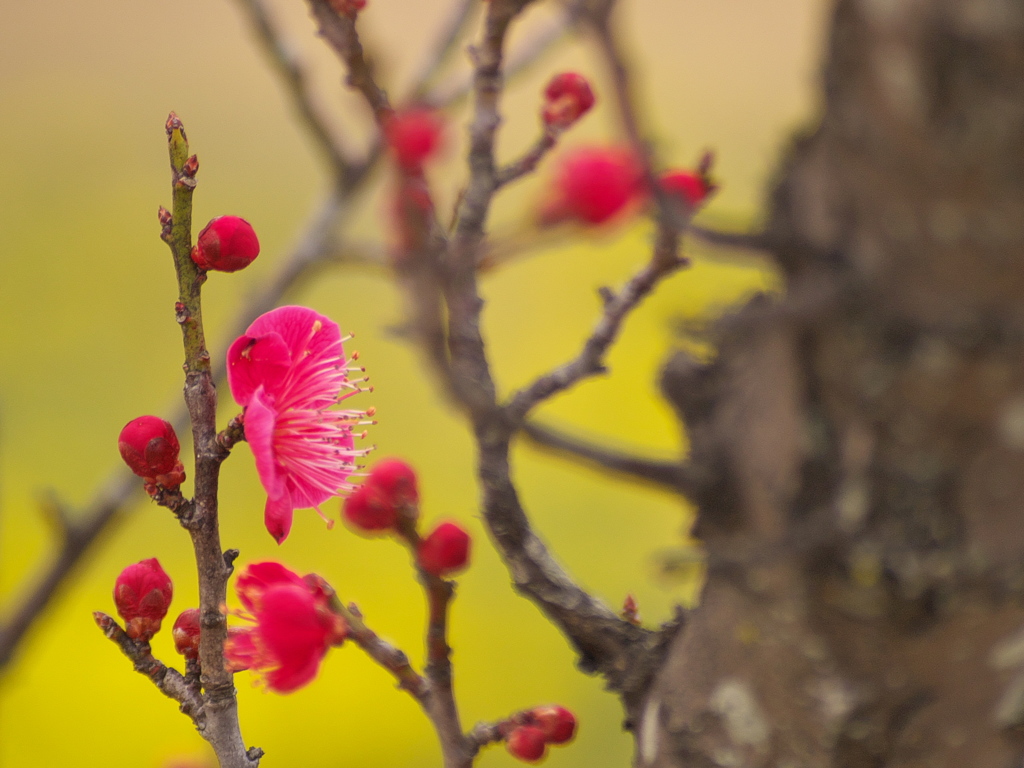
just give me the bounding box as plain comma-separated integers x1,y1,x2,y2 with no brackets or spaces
118,416,185,487
368,457,419,510
659,170,714,210
343,483,398,533
417,521,471,576
191,216,260,273
542,72,595,130
114,558,173,641
539,146,644,226
507,726,548,763
172,608,201,659
329,0,366,16
385,109,444,173
531,705,577,744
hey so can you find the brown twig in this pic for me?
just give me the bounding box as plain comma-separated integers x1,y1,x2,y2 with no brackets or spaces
93,612,205,725
688,224,771,252
494,132,558,188
428,0,588,108
504,244,685,426
522,421,695,494
234,0,353,181
306,0,392,126
398,0,664,703
407,0,480,102
332,593,474,768
332,599,430,700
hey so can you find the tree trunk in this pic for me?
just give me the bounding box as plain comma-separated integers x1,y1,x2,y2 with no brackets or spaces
644,0,1024,765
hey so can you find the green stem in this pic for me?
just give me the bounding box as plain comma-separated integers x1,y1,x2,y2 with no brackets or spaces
163,113,260,768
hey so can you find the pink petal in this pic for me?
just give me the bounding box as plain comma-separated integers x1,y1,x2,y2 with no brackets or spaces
227,331,291,407
236,562,307,613
245,389,285,500
246,306,343,377
224,628,259,672
265,492,295,545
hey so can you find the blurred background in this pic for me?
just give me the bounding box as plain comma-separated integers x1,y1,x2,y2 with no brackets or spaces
0,1,825,766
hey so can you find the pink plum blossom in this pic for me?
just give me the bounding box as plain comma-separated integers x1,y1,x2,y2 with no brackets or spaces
227,306,371,543
224,562,346,693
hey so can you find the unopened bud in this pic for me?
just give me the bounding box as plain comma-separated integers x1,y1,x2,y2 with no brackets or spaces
385,109,444,173
329,0,366,17
368,458,419,512
531,705,577,744
118,416,185,488
172,608,201,659
658,170,715,210
507,726,548,763
191,216,260,273
417,521,471,576
542,72,595,130
114,558,173,641
343,483,399,533
539,146,644,226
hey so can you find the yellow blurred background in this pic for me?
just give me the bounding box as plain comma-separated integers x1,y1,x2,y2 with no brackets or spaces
0,1,825,766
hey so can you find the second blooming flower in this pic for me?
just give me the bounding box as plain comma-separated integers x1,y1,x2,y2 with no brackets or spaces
227,305,372,543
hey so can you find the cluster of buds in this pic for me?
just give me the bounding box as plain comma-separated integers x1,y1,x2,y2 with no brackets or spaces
112,558,174,641
384,109,445,256
118,416,185,493
344,458,471,576
504,705,578,763
540,150,718,227
191,215,260,273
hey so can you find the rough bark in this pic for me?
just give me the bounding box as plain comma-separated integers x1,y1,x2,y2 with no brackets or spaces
643,1,1024,766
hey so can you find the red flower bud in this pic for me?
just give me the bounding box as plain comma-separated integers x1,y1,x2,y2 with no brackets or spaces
368,457,419,510
385,109,444,173
119,416,185,487
659,170,714,210
531,705,577,744
191,216,260,273
328,0,366,16
343,483,399,534
172,608,201,659
542,72,595,130
539,146,644,226
507,726,548,763
114,558,173,641
417,521,471,576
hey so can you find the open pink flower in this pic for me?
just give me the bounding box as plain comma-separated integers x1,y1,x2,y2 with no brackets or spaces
227,305,372,543
224,562,346,694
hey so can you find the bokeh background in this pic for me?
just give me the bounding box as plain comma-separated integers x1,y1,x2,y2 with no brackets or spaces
0,1,825,766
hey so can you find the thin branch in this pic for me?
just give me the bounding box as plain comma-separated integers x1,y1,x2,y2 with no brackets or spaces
407,0,479,102
234,0,353,181
332,600,429,700
306,0,392,126
587,2,688,234
494,132,558,188
93,612,205,725
522,421,694,494
428,0,588,108
165,115,260,768
688,224,771,252
331,594,473,768
407,0,661,703
504,243,685,426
